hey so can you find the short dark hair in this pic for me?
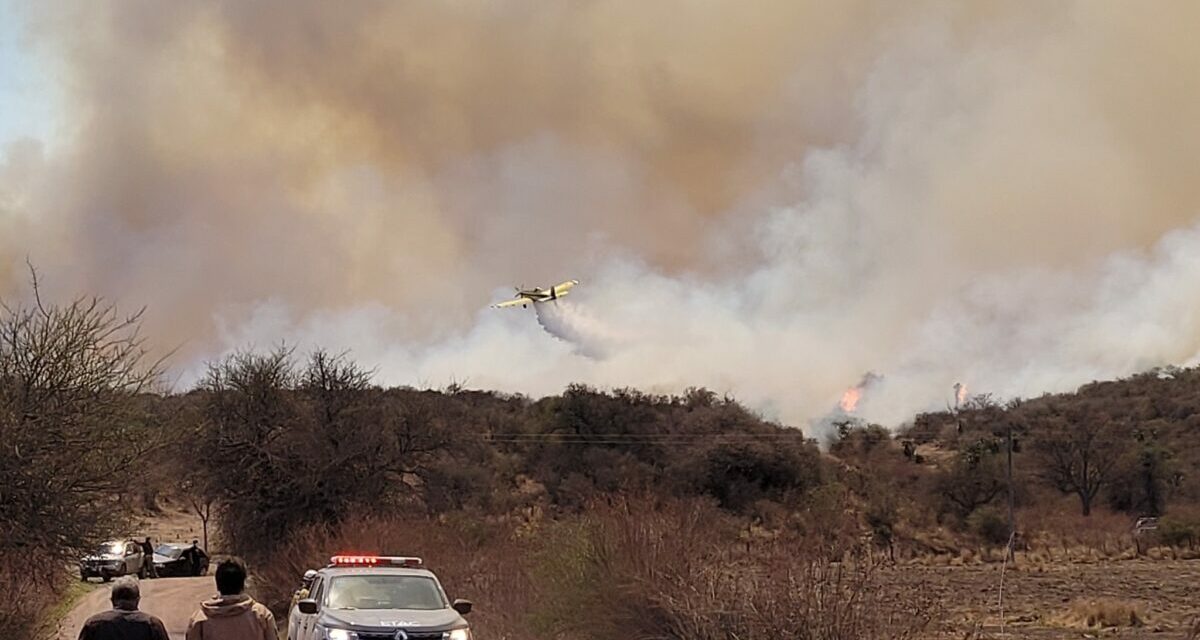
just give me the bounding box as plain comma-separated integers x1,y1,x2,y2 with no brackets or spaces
215,558,247,596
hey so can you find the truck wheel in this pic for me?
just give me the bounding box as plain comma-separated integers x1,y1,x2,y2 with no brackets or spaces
138,565,147,579
102,575,112,583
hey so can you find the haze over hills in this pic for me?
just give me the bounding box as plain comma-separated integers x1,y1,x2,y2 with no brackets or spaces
3,1,1200,430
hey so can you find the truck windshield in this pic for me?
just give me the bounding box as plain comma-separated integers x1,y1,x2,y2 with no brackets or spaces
327,576,446,610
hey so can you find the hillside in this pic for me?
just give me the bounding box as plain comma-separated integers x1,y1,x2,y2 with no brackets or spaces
10,341,1200,638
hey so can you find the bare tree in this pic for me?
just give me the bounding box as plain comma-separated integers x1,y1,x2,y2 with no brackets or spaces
195,348,451,561
936,447,1005,518
179,476,216,551
1029,405,1120,516
0,273,162,560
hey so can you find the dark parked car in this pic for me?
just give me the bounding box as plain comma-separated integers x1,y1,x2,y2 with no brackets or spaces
80,540,145,582
152,543,210,577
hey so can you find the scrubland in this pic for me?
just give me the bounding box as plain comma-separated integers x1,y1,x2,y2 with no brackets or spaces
5,295,1200,637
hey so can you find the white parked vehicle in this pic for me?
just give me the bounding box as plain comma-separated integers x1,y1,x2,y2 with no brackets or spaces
79,540,145,582
288,555,473,640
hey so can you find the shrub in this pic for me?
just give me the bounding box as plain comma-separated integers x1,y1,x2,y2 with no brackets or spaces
1156,517,1199,549
968,508,1011,546
534,496,934,640
679,440,822,513
0,552,60,638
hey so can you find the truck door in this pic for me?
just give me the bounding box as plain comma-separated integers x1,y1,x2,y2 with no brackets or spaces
125,542,140,574
297,577,325,640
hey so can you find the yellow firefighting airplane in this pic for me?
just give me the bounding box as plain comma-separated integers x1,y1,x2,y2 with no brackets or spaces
492,280,579,309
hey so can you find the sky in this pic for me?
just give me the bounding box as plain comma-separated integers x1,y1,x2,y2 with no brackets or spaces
1,1,1199,434
0,8,56,147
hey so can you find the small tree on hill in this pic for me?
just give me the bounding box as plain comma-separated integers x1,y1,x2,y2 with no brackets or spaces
1028,406,1120,516
936,442,1005,520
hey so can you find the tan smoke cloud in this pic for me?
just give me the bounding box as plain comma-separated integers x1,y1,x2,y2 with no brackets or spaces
3,0,1200,429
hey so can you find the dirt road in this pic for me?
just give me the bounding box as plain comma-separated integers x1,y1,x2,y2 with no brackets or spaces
58,577,215,640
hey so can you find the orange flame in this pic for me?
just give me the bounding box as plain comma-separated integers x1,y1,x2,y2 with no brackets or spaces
839,386,862,413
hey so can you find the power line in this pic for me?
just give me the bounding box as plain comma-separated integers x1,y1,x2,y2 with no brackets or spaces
479,432,813,445
479,433,808,439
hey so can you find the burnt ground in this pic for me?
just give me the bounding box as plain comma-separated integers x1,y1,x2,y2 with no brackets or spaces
882,559,1200,638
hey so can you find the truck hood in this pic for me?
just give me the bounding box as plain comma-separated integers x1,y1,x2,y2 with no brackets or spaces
318,607,464,632
82,554,122,562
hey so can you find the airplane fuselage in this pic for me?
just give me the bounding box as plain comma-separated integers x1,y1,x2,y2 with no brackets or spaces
493,279,579,309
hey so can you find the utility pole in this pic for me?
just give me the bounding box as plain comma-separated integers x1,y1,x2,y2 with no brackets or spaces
1005,420,1016,562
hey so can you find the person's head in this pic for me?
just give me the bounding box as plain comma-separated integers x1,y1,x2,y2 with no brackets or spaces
191,539,199,548
111,576,140,611
215,558,247,596
144,536,151,544
302,569,318,587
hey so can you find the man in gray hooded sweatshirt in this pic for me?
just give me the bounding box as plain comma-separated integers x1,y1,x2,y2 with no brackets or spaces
186,558,276,640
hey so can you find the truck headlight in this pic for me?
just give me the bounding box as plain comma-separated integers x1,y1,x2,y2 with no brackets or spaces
325,629,356,640
447,629,472,640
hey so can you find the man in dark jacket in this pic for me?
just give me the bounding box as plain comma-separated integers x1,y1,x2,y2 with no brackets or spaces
78,577,169,640
140,537,157,578
180,539,203,576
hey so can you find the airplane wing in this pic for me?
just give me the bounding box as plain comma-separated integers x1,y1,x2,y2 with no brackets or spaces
551,280,578,298
492,298,532,309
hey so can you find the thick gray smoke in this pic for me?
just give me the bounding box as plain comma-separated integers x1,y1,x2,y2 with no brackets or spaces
3,1,1200,431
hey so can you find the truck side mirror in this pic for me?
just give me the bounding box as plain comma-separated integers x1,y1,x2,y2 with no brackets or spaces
452,599,473,615
298,599,318,615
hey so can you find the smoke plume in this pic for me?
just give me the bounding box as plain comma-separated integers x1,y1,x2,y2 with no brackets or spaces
3,1,1200,431
534,301,620,360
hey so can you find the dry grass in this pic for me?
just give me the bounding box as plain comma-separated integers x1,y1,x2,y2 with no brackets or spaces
537,497,936,639
1054,598,1146,630
253,497,938,640
531,497,938,640
1019,504,1134,556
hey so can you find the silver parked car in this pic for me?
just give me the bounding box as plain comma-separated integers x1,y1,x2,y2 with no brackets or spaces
80,540,145,582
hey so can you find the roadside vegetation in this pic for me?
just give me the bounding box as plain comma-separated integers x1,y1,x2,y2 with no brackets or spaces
6,287,1200,636
0,281,161,637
